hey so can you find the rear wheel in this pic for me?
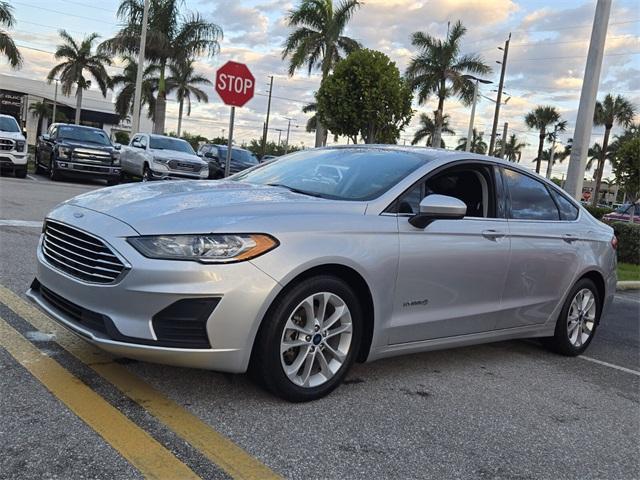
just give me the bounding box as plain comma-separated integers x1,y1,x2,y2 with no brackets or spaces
544,278,600,356
252,275,362,402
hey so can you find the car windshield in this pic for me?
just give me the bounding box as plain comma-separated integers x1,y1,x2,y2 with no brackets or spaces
0,116,20,132
216,147,258,165
233,148,427,201
615,204,640,215
150,136,195,154
59,126,111,145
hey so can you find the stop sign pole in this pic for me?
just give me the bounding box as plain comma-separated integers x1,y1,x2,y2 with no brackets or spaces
215,61,255,177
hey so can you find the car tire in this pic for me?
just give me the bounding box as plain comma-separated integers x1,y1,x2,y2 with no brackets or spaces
252,275,363,402
142,164,152,182
49,158,61,181
543,278,600,356
15,167,27,178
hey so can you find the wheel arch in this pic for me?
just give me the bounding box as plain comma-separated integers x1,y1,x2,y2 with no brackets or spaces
578,270,606,314
252,263,376,364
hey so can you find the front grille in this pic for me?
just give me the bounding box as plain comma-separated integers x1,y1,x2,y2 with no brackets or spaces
42,221,127,284
168,160,201,172
37,282,109,335
0,139,13,151
72,148,112,165
152,298,219,348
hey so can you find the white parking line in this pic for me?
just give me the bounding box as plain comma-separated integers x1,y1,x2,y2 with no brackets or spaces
580,355,640,377
615,294,640,304
27,175,41,181
0,219,43,228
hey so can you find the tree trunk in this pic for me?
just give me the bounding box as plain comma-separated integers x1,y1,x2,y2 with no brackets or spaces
153,63,166,134
176,98,184,137
431,94,445,150
535,129,545,173
591,127,611,207
75,88,83,125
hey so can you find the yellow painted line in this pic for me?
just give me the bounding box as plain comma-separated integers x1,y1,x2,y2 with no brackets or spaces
0,315,199,480
0,286,281,480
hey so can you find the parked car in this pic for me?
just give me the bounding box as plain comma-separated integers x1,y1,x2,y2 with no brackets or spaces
197,144,259,178
261,154,279,162
35,123,121,184
121,134,208,181
28,146,617,402
603,203,640,224
0,114,28,178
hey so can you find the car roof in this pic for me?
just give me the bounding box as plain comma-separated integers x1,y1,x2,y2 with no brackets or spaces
147,134,187,140
210,144,253,153
51,123,104,132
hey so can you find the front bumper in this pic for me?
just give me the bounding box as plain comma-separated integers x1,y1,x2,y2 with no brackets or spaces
27,204,281,372
0,152,27,168
55,159,121,177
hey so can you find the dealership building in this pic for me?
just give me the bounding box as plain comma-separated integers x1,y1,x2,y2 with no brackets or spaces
0,73,153,145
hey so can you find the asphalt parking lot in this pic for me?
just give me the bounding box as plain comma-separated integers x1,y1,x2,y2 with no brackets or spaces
0,174,638,480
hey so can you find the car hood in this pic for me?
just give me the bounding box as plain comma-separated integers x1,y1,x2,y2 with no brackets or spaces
63,180,366,235
0,131,25,141
150,149,206,165
60,140,115,152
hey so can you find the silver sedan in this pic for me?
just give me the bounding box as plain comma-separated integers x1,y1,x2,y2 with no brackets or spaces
28,146,617,401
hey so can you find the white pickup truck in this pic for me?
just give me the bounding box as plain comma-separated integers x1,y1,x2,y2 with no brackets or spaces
0,114,28,178
120,133,209,181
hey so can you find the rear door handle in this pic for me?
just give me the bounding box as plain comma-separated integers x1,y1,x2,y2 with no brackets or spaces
482,229,505,240
562,233,578,243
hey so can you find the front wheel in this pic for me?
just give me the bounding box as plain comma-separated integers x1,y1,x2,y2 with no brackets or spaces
15,167,27,178
142,164,152,182
49,158,61,181
252,276,362,402
544,278,600,356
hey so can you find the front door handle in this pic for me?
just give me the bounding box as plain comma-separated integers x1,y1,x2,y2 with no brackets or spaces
482,229,505,240
562,233,578,243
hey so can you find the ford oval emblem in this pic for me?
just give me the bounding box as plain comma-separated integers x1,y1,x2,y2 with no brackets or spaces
73,212,84,218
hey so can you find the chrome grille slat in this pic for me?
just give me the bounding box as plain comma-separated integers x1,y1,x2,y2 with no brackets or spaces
42,221,126,284
44,230,119,260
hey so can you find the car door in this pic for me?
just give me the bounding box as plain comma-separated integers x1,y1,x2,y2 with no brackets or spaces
388,161,511,344
497,167,582,329
41,125,57,169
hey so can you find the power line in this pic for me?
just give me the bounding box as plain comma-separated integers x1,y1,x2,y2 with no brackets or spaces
12,1,116,24
54,0,116,13
509,51,639,62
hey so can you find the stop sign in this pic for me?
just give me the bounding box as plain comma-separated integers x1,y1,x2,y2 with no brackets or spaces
215,61,255,107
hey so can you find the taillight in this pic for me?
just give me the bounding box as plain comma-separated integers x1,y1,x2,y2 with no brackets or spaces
611,235,618,250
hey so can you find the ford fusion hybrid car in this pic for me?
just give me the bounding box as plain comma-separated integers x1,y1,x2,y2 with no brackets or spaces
27,146,617,401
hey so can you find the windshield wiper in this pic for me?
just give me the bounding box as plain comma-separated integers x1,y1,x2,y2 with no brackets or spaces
266,183,325,198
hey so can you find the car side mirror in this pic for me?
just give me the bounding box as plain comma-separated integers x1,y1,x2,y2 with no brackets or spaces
204,151,215,159
131,140,142,148
114,143,122,150
41,134,50,142
409,194,467,228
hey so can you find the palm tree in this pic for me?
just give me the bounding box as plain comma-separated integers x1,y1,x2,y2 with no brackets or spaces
411,113,454,147
455,128,487,154
0,1,21,68
166,60,211,137
543,119,567,178
47,30,112,125
591,94,636,206
29,101,51,137
102,0,222,134
283,0,362,147
495,134,526,162
406,20,491,150
524,105,562,174
111,55,159,122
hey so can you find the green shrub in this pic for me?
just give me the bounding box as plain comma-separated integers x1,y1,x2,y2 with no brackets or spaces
611,221,640,265
584,204,613,220
114,131,130,145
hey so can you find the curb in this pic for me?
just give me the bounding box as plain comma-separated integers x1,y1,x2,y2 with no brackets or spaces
617,281,640,291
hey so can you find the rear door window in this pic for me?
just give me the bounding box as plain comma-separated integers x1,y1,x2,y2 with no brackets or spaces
549,188,579,221
503,168,559,221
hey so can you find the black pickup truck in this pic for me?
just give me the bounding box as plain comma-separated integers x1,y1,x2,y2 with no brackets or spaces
35,123,122,184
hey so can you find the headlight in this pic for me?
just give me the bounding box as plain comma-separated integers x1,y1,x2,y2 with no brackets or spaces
199,167,209,178
127,234,278,263
111,153,121,166
152,156,169,164
15,140,26,152
58,146,72,158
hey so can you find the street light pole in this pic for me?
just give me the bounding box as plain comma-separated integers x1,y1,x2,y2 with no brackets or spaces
488,33,511,156
462,75,492,152
284,117,295,154
52,78,59,124
261,76,274,158
546,123,558,179
131,0,150,135
500,122,508,159
564,0,612,200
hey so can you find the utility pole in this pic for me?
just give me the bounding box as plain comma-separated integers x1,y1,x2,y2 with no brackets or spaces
283,117,296,154
52,78,59,124
564,0,611,200
224,107,234,178
261,76,274,158
546,123,559,179
275,128,284,146
489,33,511,156
462,76,492,152
500,122,508,159
131,0,150,135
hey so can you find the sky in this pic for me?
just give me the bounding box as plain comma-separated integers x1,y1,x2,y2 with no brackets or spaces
2,0,639,178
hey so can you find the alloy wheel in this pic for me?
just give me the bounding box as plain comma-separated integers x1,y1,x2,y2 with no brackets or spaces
280,292,353,388
567,288,596,348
